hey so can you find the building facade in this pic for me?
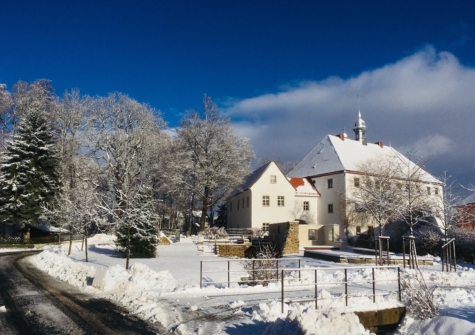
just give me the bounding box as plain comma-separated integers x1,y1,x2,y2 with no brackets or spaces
457,192,475,230
227,112,443,246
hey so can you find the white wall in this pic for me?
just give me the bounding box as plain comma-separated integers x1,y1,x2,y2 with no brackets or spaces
311,172,346,239
251,163,297,229
294,195,319,225
227,189,252,229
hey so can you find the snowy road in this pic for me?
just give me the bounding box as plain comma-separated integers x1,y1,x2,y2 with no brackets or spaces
0,251,166,334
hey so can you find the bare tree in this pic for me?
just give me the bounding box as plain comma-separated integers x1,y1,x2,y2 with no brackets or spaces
431,172,460,240
392,152,436,268
393,153,434,236
51,89,90,190
10,79,55,136
85,93,166,211
0,84,11,151
346,157,402,236
176,96,254,231
43,157,101,259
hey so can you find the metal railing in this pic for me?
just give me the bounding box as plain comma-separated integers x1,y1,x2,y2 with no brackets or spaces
200,258,301,288
280,265,401,313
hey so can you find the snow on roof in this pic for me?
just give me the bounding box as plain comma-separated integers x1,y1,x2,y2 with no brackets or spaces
289,178,320,196
33,225,70,234
229,161,273,197
460,191,475,206
287,135,440,184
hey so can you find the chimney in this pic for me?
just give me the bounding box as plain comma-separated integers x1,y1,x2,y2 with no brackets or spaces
375,141,383,148
336,134,345,141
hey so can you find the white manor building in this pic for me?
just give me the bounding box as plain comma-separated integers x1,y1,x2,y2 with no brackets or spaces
227,112,443,248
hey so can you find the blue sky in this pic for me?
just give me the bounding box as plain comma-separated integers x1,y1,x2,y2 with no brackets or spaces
1,1,475,188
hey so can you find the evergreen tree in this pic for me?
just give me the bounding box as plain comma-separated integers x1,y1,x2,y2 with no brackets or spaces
115,186,159,259
0,107,62,225
215,203,227,228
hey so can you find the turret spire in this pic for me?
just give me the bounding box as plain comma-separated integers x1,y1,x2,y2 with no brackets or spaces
353,110,367,145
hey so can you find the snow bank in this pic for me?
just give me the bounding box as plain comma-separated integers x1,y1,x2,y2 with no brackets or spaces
396,315,475,335
88,233,116,245
252,301,371,335
32,247,96,290
28,244,183,328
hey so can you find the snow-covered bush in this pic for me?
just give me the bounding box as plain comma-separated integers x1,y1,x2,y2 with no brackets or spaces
198,226,228,239
401,269,438,320
414,226,442,256
250,227,265,237
451,227,475,262
242,244,281,286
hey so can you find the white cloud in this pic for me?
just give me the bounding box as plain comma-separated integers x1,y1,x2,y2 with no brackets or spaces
224,47,475,185
398,135,453,158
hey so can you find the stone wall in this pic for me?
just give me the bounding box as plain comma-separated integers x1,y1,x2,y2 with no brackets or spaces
216,242,252,258
268,221,300,255
282,221,299,255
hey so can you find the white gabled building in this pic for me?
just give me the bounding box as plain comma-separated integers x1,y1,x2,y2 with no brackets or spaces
226,161,319,232
227,112,443,248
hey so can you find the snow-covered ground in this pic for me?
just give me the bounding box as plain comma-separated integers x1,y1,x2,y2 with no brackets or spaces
8,235,475,334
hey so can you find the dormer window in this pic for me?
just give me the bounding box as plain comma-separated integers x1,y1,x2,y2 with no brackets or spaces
270,175,277,184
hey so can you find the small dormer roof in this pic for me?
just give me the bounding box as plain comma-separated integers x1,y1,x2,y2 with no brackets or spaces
289,177,320,196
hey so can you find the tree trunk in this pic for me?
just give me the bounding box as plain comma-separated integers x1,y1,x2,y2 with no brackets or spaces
68,224,73,256
200,187,210,231
188,193,194,236
209,204,214,226
126,225,130,269
84,225,88,262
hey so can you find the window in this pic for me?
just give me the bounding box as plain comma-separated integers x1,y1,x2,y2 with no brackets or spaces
303,201,309,211
270,175,277,184
242,198,245,208
328,178,333,188
435,188,439,195
356,226,361,234
237,199,240,210
262,195,270,206
308,229,317,241
277,196,285,207
328,204,334,213
427,187,431,195
262,223,269,232
247,196,249,208
354,178,360,187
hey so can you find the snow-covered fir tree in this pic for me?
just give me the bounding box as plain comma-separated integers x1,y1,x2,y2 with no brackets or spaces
115,185,159,259
0,107,62,225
